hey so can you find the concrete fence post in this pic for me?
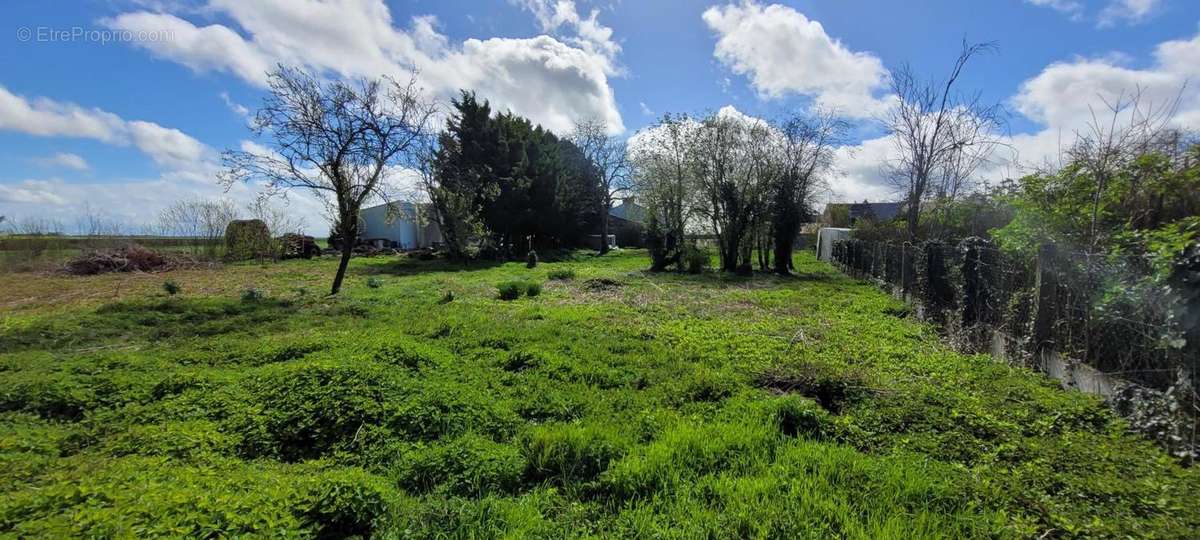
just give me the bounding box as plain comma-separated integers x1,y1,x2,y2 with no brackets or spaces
1032,243,1059,355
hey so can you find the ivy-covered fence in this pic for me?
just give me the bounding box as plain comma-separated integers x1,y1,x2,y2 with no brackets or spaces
831,237,1199,460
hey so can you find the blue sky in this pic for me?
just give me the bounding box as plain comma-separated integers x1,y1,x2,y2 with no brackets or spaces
2,0,1199,234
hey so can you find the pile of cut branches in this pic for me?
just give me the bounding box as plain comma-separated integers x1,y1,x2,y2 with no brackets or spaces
64,244,201,275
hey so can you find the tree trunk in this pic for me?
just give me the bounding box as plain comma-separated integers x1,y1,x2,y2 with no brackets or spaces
773,237,793,275
905,198,921,240
330,221,357,295
599,204,611,255
330,243,353,295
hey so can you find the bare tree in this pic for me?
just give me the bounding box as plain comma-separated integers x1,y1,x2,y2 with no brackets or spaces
884,40,1005,240
1068,87,1183,249
630,113,699,270
157,198,238,258
769,110,847,274
691,111,773,273
246,197,307,237
571,119,632,254
221,66,436,294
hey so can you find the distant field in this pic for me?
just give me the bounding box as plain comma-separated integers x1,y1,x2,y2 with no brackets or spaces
0,235,329,272
0,251,1197,538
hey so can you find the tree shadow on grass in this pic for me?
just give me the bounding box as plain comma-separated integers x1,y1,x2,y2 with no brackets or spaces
0,297,302,353
641,269,838,287
352,257,504,277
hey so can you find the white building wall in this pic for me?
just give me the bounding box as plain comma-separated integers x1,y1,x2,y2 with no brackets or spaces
816,227,851,261
359,203,439,249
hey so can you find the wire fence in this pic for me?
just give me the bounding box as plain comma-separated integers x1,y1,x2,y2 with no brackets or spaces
831,237,1199,460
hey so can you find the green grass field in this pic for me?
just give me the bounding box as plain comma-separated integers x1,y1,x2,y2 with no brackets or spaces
1,250,1196,538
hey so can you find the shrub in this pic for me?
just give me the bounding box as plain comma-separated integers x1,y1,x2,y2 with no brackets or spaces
498,281,523,301
241,288,265,303
366,276,383,289
162,280,181,296
225,219,272,261
497,281,540,300
526,250,539,268
228,360,406,460
302,468,399,538
683,245,711,274
547,269,575,280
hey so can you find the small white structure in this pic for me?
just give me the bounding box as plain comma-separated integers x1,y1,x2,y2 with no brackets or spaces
815,227,851,261
358,201,442,249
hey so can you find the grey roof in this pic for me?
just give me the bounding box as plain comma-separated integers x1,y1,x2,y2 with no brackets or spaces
609,201,646,223
848,202,902,222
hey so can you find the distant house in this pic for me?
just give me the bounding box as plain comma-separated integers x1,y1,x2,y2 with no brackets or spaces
607,198,648,248
360,198,650,250
822,201,903,227
358,201,442,249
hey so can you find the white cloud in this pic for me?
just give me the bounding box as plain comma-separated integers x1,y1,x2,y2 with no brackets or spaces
0,179,69,206
219,92,251,119
0,174,330,236
514,0,621,67
702,2,891,118
1025,0,1085,20
0,86,125,142
823,29,1200,204
639,101,654,117
1012,31,1200,149
34,152,90,171
103,0,625,134
1027,0,1161,26
827,135,899,204
0,85,214,172
1098,0,1161,27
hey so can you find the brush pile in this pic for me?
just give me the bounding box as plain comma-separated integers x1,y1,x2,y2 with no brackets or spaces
64,244,195,275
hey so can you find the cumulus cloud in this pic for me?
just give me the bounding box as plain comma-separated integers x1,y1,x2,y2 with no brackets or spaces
33,152,90,171
0,86,124,142
1010,30,1200,164
514,0,621,67
702,2,891,118
103,0,625,134
0,85,214,171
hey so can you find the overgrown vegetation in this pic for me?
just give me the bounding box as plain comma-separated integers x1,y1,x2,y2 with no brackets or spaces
1,250,1197,537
